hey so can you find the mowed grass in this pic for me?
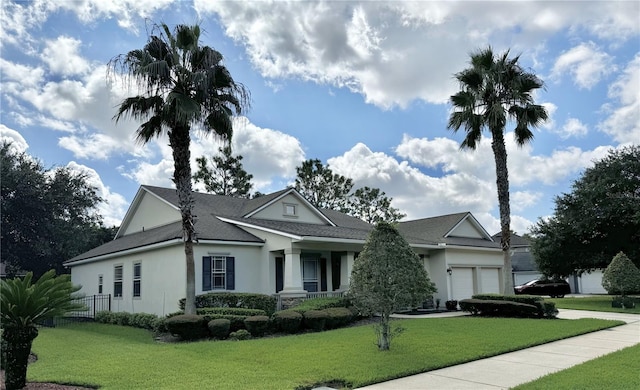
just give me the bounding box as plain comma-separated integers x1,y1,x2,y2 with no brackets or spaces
514,344,640,390
550,295,640,314
29,317,622,390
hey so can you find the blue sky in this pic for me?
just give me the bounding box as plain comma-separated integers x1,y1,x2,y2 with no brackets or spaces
1,1,638,234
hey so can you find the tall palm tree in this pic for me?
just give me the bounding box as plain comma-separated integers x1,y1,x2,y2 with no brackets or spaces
448,47,548,295
108,23,249,315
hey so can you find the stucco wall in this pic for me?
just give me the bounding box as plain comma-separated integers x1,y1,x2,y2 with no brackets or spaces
71,244,186,316
121,192,180,236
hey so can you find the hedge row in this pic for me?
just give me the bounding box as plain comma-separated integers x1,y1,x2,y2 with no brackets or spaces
462,294,558,318
94,311,167,333
165,306,357,341
178,293,277,316
289,297,351,313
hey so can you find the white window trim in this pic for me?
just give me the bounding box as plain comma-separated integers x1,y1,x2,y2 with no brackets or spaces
212,256,227,290
283,202,298,218
133,262,141,299
114,264,123,299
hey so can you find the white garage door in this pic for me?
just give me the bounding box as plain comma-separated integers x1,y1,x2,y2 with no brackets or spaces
579,270,607,294
452,267,474,301
481,268,500,294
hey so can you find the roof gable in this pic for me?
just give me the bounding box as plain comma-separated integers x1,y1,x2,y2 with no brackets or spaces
446,213,493,240
116,186,180,238
244,188,334,225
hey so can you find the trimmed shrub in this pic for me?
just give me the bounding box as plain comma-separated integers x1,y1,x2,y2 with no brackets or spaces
165,315,208,341
602,252,640,296
179,293,277,316
208,319,231,339
153,317,168,334
460,299,540,318
471,294,556,318
290,297,351,314
206,314,247,332
323,307,353,329
197,307,266,317
94,311,113,324
229,329,251,340
272,310,303,333
112,311,131,326
129,313,158,330
622,296,636,309
303,310,327,331
244,315,270,337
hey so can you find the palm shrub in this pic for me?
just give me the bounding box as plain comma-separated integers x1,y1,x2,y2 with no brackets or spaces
0,270,83,390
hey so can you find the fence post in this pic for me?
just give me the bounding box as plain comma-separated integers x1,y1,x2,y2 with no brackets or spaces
108,294,112,312
93,294,96,317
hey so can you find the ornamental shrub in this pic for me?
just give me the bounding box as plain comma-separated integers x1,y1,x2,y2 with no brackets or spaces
179,293,277,316
290,297,351,314
459,299,540,318
94,311,113,324
302,310,327,331
244,315,270,337
471,294,556,318
165,315,208,341
272,310,302,333
197,307,266,317
229,329,251,340
206,314,247,332
323,307,353,329
602,252,640,296
208,319,231,339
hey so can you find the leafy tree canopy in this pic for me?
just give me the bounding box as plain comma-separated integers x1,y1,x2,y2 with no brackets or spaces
295,159,354,212
193,145,254,198
349,222,436,350
349,186,406,224
294,159,404,223
531,146,640,277
1,143,116,277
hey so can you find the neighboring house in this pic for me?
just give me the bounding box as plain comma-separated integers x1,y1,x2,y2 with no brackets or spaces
493,232,607,294
66,185,505,316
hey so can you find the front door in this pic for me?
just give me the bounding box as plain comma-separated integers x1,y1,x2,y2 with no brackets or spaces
275,257,283,293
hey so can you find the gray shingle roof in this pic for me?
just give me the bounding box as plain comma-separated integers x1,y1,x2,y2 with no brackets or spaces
66,186,499,265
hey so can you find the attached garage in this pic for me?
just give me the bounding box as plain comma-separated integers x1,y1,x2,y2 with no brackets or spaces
451,267,475,301
480,268,500,294
578,270,607,294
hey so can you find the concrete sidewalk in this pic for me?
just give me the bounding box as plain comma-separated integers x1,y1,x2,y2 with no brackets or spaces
356,310,640,390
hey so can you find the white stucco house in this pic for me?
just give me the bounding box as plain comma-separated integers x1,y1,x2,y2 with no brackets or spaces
66,185,506,316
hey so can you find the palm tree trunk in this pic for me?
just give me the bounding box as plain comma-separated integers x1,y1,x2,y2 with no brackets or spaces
169,127,197,315
2,326,38,390
491,131,514,295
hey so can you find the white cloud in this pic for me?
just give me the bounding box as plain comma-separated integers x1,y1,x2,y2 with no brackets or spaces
557,117,588,139
328,143,495,221
58,133,129,160
124,118,305,193
551,42,615,89
196,1,638,109
599,54,640,144
65,161,129,227
41,36,91,76
0,124,29,153
511,191,543,213
395,134,613,187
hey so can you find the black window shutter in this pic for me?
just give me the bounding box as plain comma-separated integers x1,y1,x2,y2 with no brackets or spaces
320,258,327,291
226,257,235,290
202,256,212,291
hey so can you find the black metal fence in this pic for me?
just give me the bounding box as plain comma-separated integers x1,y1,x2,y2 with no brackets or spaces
40,294,111,328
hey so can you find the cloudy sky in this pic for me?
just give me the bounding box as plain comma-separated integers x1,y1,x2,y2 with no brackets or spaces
1,1,638,234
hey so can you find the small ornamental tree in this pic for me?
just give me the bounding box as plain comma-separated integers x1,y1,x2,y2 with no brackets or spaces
602,252,640,297
0,270,83,390
348,222,436,351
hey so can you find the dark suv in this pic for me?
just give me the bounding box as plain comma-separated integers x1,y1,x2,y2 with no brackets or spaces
514,279,571,298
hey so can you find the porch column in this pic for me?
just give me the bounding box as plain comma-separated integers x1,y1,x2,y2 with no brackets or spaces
281,248,306,296
339,252,355,291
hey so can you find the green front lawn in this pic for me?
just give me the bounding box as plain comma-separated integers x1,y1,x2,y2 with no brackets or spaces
29,317,621,389
550,295,640,314
514,344,640,390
